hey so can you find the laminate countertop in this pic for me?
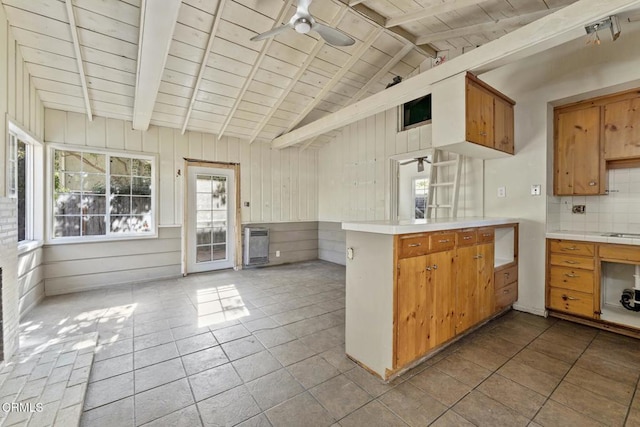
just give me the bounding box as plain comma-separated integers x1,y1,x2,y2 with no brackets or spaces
341,217,518,235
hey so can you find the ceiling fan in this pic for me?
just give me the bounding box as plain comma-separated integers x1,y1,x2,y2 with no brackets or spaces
400,157,431,172
250,0,355,47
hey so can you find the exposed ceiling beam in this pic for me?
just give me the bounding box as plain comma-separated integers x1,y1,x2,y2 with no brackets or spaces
350,43,414,103
181,0,227,134
349,0,367,5
218,0,293,139
300,136,320,152
248,8,349,143
386,0,489,28
272,0,640,148
343,1,437,57
283,27,383,134
64,0,92,121
132,0,182,131
415,7,563,44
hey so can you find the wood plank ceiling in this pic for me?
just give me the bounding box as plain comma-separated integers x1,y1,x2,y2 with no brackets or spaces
2,0,578,148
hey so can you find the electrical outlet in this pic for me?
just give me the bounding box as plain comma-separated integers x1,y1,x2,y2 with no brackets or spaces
497,186,506,198
275,250,280,257
572,205,586,214
244,201,250,207
531,184,541,196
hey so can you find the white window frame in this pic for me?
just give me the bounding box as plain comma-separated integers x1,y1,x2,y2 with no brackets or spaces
7,120,44,250
46,144,159,244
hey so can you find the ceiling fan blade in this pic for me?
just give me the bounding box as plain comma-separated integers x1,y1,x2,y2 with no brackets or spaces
312,23,355,46
250,23,292,42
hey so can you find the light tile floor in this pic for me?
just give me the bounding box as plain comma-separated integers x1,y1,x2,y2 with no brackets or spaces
17,261,640,426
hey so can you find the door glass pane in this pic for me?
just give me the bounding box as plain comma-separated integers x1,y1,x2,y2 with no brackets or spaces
195,174,228,264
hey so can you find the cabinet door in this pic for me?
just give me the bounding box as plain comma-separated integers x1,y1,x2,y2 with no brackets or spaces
477,243,495,320
456,244,494,333
396,256,431,366
554,107,601,195
456,245,478,334
430,250,455,346
466,81,494,147
494,97,514,154
604,97,640,160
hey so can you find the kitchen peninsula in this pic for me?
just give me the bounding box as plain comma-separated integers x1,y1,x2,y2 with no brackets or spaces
342,217,519,380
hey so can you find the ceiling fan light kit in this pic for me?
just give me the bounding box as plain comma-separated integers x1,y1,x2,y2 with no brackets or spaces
250,0,356,47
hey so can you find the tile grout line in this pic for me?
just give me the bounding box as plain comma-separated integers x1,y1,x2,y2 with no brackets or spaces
526,327,601,425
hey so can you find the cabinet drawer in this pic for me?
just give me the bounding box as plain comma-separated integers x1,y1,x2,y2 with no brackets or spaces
495,281,517,310
549,267,595,293
495,265,518,289
398,235,429,258
549,254,595,270
548,287,594,318
599,244,640,263
477,228,495,243
549,240,595,256
456,230,477,246
429,232,456,252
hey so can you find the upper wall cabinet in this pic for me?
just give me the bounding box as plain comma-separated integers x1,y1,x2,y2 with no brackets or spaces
433,72,515,159
554,106,602,195
553,88,640,196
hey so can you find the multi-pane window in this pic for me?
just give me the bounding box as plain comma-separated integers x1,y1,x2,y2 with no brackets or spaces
53,149,154,239
7,132,28,242
414,178,429,219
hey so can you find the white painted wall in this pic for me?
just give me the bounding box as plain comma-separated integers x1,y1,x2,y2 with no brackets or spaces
481,21,640,315
44,110,319,226
0,4,46,359
42,110,320,294
318,110,483,223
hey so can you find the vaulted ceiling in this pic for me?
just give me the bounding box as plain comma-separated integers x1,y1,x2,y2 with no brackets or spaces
2,0,580,148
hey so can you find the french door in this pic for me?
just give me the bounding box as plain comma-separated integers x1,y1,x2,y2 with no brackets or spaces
187,166,236,273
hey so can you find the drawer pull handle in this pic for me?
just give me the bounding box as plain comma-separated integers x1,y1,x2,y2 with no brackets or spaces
432,264,438,270
463,236,472,240
564,273,579,278
408,243,422,247
438,239,450,243
564,260,579,265
483,233,492,237
504,272,510,278
480,132,487,136
562,294,579,301
562,246,579,251
503,289,510,294
589,181,597,186
473,255,484,259
426,266,432,271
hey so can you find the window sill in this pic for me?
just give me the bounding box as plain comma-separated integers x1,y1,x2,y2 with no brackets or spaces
45,232,159,246
18,240,44,256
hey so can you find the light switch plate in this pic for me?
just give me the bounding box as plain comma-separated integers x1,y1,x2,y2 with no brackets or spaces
497,186,506,198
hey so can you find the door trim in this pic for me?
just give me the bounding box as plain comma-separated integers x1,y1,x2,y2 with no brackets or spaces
182,159,242,275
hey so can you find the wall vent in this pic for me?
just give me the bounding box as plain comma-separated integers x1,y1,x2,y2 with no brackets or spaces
244,227,269,266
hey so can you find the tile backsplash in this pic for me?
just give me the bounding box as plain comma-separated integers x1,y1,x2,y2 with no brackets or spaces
547,168,640,233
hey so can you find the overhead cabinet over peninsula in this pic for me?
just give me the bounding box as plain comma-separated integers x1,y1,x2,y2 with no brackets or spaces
432,72,515,159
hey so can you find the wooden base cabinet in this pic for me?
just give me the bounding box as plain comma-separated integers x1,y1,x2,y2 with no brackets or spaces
456,242,494,334
396,250,454,367
546,239,598,319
